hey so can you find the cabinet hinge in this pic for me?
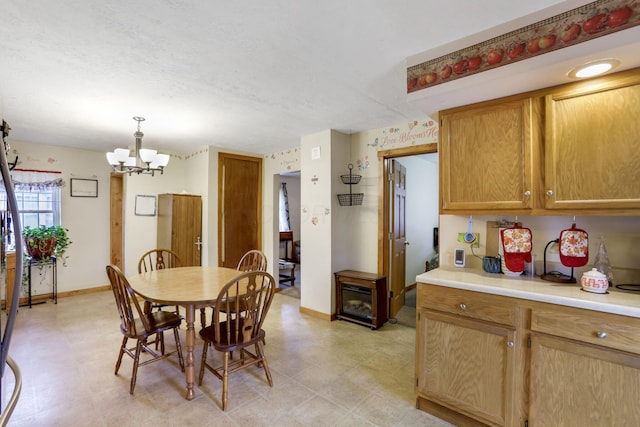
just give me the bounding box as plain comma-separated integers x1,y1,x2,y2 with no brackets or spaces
388,232,393,241
388,172,393,182
527,337,531,348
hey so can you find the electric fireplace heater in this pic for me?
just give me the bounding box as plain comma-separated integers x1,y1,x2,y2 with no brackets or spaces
334,270,387,329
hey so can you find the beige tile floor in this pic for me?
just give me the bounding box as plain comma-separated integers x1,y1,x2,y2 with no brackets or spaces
2,290,452,427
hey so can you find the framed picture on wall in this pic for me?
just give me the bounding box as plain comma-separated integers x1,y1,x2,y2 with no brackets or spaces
135,195,156,216
70,178,98,198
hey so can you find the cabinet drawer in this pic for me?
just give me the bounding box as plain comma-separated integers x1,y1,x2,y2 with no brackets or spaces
531,306,640,354
419,284,517,327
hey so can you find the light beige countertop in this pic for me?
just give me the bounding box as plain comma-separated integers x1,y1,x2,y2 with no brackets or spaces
417,266,640,318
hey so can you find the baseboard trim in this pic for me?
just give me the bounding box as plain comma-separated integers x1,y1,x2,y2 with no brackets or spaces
403,283,417,294
2,285,111,309
299,305,333,321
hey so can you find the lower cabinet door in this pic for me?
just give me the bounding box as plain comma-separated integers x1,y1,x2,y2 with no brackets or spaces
416,309,517,426
530,333,640,425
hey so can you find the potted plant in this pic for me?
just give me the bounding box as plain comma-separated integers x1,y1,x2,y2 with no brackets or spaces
23,225,72,266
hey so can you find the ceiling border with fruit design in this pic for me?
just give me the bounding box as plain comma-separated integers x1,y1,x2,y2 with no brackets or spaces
407,0,638,93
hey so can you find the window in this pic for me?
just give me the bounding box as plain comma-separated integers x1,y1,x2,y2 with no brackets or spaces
0,169,63,250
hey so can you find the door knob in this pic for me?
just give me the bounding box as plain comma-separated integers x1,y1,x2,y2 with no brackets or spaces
404,241,410,246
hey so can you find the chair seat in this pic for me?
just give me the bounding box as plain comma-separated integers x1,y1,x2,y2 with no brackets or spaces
126,311,182,339
199,321,265,351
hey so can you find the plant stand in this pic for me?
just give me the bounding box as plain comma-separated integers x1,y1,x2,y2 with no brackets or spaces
24,256,58,308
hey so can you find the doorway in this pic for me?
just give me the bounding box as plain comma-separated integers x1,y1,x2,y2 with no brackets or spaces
378,143,438,320
277,171,301,297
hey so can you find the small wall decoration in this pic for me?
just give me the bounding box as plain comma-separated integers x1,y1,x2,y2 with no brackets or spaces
135,195,156,216
70,178,98,198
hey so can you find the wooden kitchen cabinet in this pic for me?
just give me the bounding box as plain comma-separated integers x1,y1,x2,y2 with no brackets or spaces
439,97,536,212
439,67,640,215
416,284,527,427
416,282,640,426
544,73,640,210
529,304,640,425
157,194,202,266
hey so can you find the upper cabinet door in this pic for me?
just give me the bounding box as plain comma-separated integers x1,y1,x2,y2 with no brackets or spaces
545,79,640,210
440,98,534,213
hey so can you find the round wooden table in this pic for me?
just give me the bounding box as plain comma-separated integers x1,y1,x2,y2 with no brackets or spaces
127,266,243,400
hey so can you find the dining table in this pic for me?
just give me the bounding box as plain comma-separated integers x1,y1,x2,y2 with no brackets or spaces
127,265,244,400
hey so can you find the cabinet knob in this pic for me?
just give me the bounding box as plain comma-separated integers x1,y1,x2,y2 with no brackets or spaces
596,331,608,339
546,190,554,197
524,191,531,197
459,303,467,310
507,341,515,348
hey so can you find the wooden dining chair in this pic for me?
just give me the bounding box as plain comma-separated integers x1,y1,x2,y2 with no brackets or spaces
106,264,185,395
198,270,275,410
138,248,183,315
236,249,268,272
204,249,268,328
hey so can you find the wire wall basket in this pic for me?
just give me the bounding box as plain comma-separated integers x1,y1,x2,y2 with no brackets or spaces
337,192,364,206
340,173,361,185
337,163,363,206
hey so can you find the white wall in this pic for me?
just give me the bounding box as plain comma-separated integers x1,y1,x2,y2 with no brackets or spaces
300,130,334,314
7,140,113,293
185,148,210,266
439,215,640,284
123,161,187,275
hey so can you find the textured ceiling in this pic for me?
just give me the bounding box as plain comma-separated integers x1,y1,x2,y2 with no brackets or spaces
1,1,637,156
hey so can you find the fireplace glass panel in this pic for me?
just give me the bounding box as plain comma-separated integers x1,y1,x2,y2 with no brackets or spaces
341,284,373,321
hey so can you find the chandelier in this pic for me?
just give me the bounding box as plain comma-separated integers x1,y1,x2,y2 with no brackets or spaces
106,116,170,175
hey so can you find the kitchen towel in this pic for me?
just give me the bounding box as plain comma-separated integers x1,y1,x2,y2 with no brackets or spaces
500,225,532,273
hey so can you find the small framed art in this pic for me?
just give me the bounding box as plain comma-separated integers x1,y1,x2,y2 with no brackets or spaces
135,195,156,216
70,178,98,198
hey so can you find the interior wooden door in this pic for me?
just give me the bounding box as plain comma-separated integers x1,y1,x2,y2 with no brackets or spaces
157,194,202,266
218,153,262,268
174,195,202,266
109,174,124,270
390,159,406,317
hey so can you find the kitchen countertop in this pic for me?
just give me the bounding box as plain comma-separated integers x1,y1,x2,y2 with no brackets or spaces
417,266,640,318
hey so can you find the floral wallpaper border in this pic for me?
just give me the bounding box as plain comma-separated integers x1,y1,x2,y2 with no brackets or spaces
407,0,639,93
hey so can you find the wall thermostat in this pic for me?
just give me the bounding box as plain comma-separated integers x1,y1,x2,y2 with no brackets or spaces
454,249,465,267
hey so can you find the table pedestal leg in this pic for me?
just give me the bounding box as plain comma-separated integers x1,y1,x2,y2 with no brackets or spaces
184,305,196,400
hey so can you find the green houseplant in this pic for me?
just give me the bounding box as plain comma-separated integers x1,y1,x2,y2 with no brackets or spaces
23,225,72,266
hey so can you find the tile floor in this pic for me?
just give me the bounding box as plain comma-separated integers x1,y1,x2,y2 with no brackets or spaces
1,290,452,426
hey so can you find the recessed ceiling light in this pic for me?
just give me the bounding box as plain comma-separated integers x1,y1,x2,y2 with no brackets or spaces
568,59,620,79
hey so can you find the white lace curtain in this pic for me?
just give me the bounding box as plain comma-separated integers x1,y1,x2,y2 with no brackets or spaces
10,169,64,190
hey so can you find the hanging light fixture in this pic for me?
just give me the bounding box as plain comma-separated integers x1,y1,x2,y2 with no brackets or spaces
106,116,170,175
